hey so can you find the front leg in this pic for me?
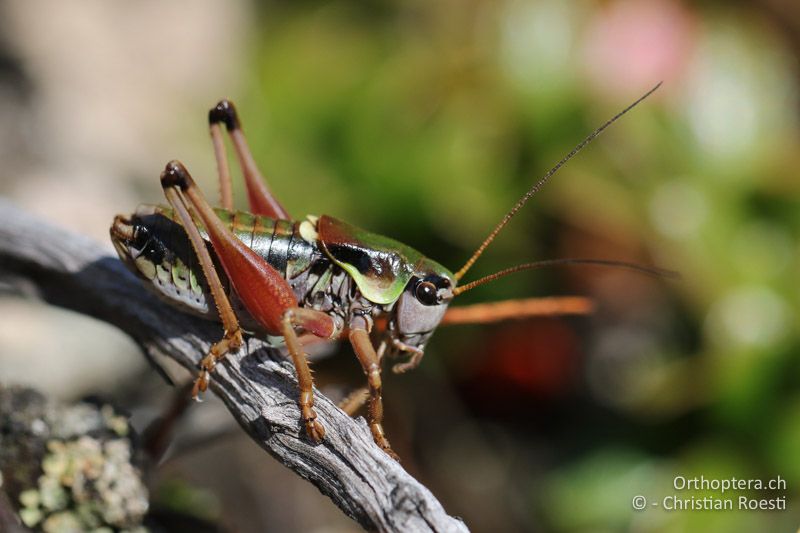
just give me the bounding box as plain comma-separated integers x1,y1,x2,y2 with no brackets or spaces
390,338,425,374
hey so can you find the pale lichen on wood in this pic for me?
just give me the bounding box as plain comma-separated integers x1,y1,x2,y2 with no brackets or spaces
0,386,148,531
0,200,468,533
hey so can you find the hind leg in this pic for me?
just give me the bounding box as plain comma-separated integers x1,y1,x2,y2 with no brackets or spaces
208,99,290,219
161,161,339,443
159,166,244,399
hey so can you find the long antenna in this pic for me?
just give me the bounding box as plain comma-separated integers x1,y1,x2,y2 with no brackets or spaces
453,82,663,281
452,258,679,296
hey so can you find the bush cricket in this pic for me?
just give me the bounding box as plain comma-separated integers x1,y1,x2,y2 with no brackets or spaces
110,83,674,458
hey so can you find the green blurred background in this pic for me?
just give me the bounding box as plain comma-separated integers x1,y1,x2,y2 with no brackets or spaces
1,0,799,531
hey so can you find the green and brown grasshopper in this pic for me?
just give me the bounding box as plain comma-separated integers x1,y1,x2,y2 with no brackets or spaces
111,84,671,457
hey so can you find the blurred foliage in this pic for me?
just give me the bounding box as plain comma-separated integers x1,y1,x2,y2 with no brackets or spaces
207,0,800,531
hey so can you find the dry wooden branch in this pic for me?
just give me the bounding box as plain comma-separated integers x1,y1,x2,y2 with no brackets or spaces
0,199,468,533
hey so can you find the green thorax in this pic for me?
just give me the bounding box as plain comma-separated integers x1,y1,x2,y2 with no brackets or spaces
317,215,453,305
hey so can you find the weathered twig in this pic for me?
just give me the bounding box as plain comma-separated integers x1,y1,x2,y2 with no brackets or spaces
0,199,468,532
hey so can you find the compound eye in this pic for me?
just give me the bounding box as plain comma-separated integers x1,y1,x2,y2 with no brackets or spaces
415,280,438,306
132,225,150,248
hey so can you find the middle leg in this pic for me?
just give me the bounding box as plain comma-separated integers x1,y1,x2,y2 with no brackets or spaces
348,319,397,458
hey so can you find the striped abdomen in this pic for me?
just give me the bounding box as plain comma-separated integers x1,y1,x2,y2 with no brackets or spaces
126,204,326,322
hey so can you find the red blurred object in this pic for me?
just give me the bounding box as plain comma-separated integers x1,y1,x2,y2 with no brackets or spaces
459,320,581,414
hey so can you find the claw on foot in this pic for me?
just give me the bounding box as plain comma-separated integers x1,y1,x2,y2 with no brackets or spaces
192,370,209,400
370,425,398,460
382,446,400,461
305,417,326,443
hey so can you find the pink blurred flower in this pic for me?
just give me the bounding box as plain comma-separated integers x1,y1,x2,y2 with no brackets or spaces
582,0,698,97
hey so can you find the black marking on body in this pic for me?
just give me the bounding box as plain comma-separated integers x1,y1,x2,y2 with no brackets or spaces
327,244,372,275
